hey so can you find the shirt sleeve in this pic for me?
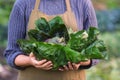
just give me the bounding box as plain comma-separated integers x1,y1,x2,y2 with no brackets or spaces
83,0,98,29
79,0,100,69
4,1,27,70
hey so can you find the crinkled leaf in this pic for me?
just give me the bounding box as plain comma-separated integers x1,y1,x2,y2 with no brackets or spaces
48,16,69,42
33,16,69,42
28,29,50,41
35,18,50,33
17,16,108,70
85,40,107,59
67,27,107,60
17,40,36,54
87,27,100,40
64,47,87,63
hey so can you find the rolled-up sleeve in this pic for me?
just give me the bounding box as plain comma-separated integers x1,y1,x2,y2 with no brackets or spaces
84,0,100,67
83,0,98,29
4,1,26,70
77,0,100,69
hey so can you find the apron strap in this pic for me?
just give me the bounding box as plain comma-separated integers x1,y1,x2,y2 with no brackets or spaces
34,0,41,10
65,0,72,12
34,0,72,11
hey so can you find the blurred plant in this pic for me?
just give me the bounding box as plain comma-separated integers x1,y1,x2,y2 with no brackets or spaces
96,9,120,32
100,31,120,58
0,0,14,46
106,0,120,9
0,0,14,26
0,25,7,47
87,58,120,80
87,31,120,80
0,0,119,80
92,0,120,9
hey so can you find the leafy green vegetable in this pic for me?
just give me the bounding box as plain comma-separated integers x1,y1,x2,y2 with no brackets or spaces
35,18,50,33
67,27,107,59
28,16,69,42
17,16,108,70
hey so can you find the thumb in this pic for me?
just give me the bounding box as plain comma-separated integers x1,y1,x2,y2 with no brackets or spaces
29,52,35,59
29,52,38,66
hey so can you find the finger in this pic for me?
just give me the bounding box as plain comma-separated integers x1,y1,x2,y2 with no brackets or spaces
43,67,53,70
68,62,73,70
37,59,47,65
29,52,34,57
72,63,81,70
29,52,36,60
46,63,53,68
41,61,53,68
63,65,69,71
32,59,39,66
36,66,53,70
59,68,64,71
80,60,90,66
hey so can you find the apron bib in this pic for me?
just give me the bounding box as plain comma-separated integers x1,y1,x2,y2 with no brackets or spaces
17,0,86,80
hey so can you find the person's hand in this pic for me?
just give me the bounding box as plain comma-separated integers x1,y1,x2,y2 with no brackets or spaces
59,60,91,71
29,52,53,70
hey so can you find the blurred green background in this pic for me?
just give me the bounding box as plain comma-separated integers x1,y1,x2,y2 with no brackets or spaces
0,0,120,80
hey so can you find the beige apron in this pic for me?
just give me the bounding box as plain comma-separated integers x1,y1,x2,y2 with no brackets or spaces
17,0,86,80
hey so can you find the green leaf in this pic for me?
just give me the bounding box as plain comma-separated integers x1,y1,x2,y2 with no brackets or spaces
49,16,69,42
28,29,50,41
17,40,36,54
87,27,100,40
35,18,50,33
17,17,108,70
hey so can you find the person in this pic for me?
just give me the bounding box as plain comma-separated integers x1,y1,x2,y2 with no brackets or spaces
4,0,99,80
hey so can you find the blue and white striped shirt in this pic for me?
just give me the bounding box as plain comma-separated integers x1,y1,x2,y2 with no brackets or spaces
4,0,99,70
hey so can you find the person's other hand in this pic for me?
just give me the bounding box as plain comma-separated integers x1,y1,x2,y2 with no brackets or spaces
59,60,90,71
29,52,53,70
